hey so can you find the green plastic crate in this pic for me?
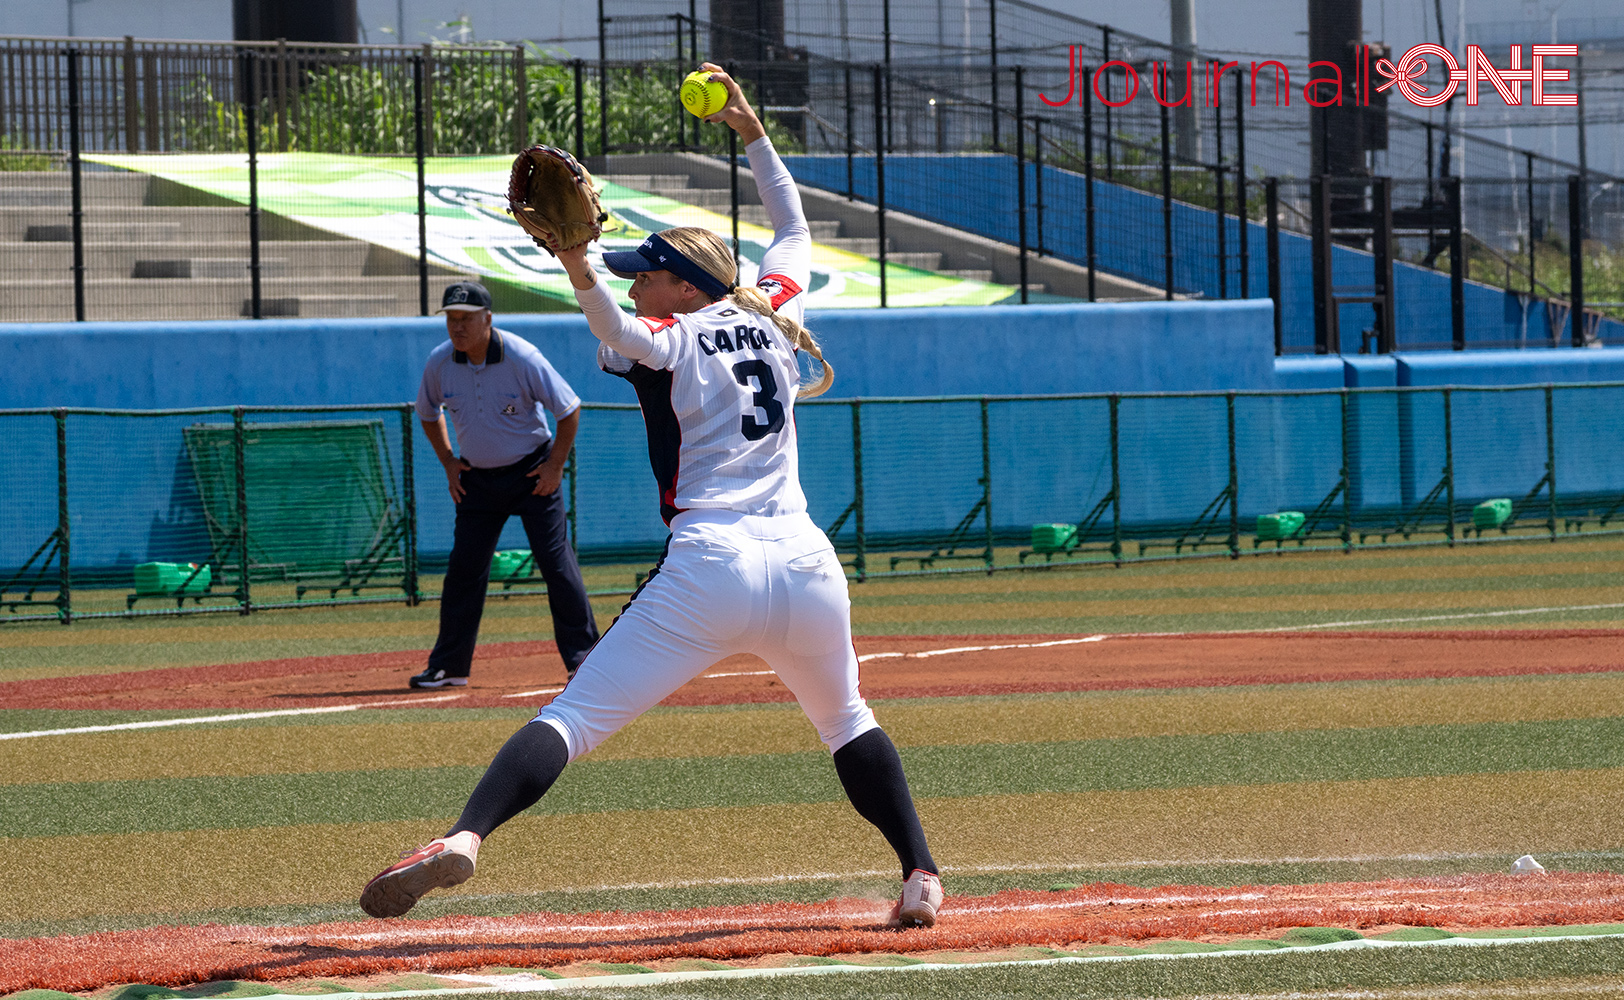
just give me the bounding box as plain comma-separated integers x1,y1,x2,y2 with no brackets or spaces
1256,511,1306,541
1473,498,1514,529
133,561,212,595
490,549,533,580
1029,523,1077,553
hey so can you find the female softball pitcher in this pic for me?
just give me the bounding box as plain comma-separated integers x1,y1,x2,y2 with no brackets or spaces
360,64,942,928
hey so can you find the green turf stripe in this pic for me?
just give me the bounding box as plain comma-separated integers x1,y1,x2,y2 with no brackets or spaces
9,716,1624,838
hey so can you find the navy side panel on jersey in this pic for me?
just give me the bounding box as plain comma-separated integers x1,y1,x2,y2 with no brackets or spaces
610,363,684,524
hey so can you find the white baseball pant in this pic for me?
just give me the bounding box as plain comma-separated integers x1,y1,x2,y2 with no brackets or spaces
534,508,879,760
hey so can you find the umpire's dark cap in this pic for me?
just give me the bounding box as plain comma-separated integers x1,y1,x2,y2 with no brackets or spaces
439,281,493,312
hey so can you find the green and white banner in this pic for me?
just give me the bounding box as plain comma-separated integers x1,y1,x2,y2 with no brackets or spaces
87,152,1016,310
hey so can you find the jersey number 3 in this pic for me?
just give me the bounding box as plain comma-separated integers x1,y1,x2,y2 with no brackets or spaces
732,360,786,441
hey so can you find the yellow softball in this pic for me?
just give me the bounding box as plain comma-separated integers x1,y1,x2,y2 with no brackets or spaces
680,70,727,119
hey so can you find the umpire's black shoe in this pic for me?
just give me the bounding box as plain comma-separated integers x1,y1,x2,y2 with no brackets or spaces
409,667,469,689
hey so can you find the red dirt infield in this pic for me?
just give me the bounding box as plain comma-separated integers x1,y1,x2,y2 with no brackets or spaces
7,873,1623,993
3,629,1623,713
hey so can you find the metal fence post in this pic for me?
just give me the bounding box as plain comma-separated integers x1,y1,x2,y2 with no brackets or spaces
1568,174,1585,346
672,16,685,150
1339,389,1352,551
1083,67,1097,302
401,406,419,604
597,0,610,156
1442,388,1455,546
421,44,435,157
1109,394,1122,567
56,409,72,623
1214,91,1227,299
1160,100,1173,300
414,55,429,317
980,397,994,572
1525,152,1536,297
244,50,263,320
233,406,252,611
844,65,855,200
1545,385,1557,540
1101,26,1115,179
1014,67,1028,304
513,44,527,151
874,64,887,308
729,126,740,268
275,38,289,151
1266,177,1281,354
1446,175,1465,350
1226,392,1238,558
573,59,586,162
1033,116,1044,258
123,36,138,152
852,400,866,581
67,47,86,323
989,0,1000,152
1235,68,1249,298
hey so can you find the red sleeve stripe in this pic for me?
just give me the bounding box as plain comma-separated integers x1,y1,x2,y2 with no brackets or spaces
757,273,803,311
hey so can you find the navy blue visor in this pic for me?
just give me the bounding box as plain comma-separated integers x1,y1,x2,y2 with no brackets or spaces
602,233,733,300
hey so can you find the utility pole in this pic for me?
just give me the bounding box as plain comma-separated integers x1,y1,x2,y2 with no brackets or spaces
1169,0,1198,160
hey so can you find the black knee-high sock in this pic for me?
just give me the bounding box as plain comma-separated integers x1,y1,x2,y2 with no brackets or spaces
448,721,570,840
832,728,937,879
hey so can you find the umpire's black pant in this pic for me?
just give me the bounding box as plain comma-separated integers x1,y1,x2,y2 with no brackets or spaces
427,445,599,676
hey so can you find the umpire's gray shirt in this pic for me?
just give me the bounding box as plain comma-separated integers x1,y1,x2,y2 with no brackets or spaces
415,328,581,469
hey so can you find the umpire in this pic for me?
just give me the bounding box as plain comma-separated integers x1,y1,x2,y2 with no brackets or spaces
410,281,599,689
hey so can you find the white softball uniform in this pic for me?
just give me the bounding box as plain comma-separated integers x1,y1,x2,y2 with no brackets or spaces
535,136,878,761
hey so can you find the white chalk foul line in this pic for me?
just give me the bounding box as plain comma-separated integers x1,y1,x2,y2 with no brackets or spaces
431,850,1617,902
1246,602,1624,633
859,634,1109,662
501,687,565,699
0,694,466,741
186,931,1624,999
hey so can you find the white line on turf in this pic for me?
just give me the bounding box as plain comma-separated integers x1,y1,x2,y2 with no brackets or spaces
0,694,466,741
1244,602,1624,632
185,931,1624,998
501,687,565,698
858,634,1109,662
434,850,1624,900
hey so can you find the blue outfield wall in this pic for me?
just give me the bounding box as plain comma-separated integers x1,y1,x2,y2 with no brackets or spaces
5,304,1624,571
780,153,1624,352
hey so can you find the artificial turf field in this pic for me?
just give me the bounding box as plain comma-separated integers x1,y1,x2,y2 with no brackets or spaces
5,535,1624,998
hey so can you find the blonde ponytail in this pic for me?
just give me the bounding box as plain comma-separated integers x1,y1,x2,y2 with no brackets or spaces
729,284,834,398
657,226,834,398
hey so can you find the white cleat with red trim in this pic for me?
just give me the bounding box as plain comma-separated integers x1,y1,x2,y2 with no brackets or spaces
360,830,481,918
888,868,943,928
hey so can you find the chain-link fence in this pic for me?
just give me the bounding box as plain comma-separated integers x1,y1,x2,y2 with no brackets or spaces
7,383,1624,623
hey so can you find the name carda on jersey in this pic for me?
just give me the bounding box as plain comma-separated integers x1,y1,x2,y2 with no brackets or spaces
697,321,773,357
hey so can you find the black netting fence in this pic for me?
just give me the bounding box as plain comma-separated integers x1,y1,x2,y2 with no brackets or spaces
4,25,1621,339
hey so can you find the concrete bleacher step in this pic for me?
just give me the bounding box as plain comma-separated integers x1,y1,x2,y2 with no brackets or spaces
0,241,384,280
131,258,291,279
938,269,995,282
4,207,256,243
736,206,841,239
599,173,693,194
0,171,154,206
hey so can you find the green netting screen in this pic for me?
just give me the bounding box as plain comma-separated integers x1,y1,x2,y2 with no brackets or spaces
181,418,407,587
